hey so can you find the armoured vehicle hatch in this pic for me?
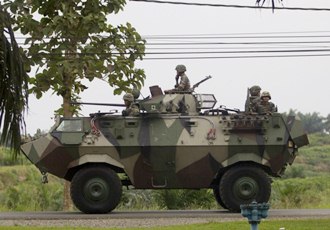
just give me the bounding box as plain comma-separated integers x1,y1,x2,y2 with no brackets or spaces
21,84,309,213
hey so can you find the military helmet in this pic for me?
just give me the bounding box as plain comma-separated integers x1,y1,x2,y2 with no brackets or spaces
261,91,271,99
123,93,134,102
131,88,140,99
249,85,261,96
175,64,186,72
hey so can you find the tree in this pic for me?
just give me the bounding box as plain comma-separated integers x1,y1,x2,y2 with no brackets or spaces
4,0,146,210
284,110,327,134
324,114,330,134
298,112,325,134
0,5,28,155
5,0,146,117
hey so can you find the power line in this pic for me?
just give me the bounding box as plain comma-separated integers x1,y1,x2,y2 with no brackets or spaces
13,31,330,41
142,31,330,37
26,48,330,55
13,30,330,60
142,53,330,60
16,35,330,40
22,49,330,60
129,0,330,11
145,45,330,50
143,35,330,39
17,40,330,46
145,41,330,45
27,53,330,61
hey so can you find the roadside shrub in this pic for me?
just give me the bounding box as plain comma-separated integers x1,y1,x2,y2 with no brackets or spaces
0,147,29,166
0,166,64,211
271,176,330,209
153,189,217,210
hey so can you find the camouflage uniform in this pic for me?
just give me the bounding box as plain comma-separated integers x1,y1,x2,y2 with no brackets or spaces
177,73,191,91
256,91,277,115
250,97,261,112
122,104,139,116
122,93,140,116
245,85,261,113
165,65,191,93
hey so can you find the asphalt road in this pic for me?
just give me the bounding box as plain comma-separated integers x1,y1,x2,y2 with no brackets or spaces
1,209,330,220
0,209,329,228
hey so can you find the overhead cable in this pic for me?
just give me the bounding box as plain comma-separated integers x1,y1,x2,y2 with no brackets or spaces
141,53,330,60
129,0,330,11
27,48,330,56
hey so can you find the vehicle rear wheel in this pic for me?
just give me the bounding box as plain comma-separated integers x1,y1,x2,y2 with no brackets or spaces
213,185,228,209
70,165,122,214
219,165,271,212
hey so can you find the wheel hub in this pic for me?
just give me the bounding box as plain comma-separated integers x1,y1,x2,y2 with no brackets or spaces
233,176,259,200
84,178,109,201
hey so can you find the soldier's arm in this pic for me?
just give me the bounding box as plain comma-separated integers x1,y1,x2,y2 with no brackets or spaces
271,102,277,112
130,104,140,116
178,75,188,90
122,109,129,116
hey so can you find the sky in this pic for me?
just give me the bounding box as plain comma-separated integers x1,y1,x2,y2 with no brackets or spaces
25,0,330,134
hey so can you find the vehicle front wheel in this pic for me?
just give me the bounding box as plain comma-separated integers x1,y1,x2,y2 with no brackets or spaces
70,165,122,214
219,165,271,212
213,185,228,209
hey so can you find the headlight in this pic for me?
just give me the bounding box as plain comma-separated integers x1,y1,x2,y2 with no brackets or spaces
288,140,294,148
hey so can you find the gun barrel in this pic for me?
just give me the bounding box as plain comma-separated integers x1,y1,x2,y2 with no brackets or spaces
70,102,126,107
192,75,212,89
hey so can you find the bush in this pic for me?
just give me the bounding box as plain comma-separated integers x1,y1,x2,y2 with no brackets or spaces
271,176,330,209
119,189,159,210
0,165,64,211
282,165,306,179
153,189,217,210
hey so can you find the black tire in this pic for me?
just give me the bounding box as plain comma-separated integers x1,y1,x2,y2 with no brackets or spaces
219,165,271,213
70,165,122,214
213,185,228,209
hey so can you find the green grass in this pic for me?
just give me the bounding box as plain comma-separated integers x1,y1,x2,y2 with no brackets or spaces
0,219,330,230
270,175,330,209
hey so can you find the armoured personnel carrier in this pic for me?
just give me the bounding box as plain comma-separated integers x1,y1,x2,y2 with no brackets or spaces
21,83,309,213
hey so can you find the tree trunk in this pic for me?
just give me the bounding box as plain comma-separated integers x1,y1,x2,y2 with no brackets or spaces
62,72,73,211
63,181,73,211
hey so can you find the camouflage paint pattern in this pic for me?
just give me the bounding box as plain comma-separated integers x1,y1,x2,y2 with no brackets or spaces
21,92,309,189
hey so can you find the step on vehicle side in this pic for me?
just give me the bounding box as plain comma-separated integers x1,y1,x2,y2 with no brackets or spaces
21,85,309,213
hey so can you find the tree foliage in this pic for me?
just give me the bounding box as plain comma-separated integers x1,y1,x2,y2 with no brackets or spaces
3,0,146,210
0,5,28,154
4,0,146,117
284,109,330,134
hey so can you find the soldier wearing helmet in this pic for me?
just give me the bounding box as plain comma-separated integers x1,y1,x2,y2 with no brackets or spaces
165,64,191,93
175,64,190,91
256,91,277,115
122,93,139,116
245,85,262,113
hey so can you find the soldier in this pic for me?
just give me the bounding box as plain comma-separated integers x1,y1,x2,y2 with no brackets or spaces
175,64,191,91
245,85,261,113
256,91,277,115
165,64,191,93
122,93,139,116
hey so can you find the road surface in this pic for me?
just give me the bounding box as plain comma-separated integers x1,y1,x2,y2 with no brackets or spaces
0,209,329,228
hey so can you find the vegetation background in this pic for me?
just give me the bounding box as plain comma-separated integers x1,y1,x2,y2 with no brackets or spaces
0,111,329,211
1,0,330,213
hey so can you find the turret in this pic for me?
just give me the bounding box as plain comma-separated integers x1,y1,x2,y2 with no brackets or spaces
138,85,217,115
